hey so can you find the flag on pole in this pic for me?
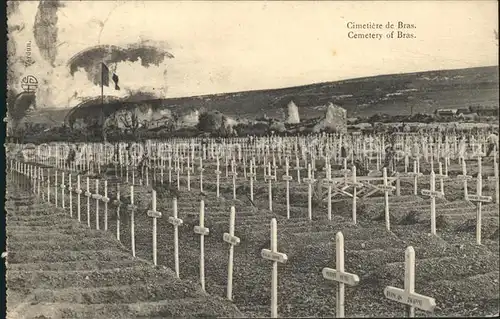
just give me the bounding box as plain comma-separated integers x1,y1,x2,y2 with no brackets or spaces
101,62,120,90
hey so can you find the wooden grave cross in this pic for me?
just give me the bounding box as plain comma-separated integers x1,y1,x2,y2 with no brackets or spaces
224,206,241,301
175,159,181,190
215,157,222,198
198,157,204,193
272,155,277,178
127,185,137,257
92,179,102,230
168,197,183,278
466,155,492,245
112,185,121,241
264,162,276,212
85,177,92,228
420,171,444,235
282,157,293,219
295,155,302,184
322,162,335,221
243,156,247,180
102,180,110,231
261,218,288,319
147,190,162,266
341,158,351,186
303,163,317,220
457,159,472,200
347,166,363,225
229,160,238,200
68,174,73,218
384,246,437,317
36,167,42,199
248,159,256,202
380,168,396,231
322,232,360,318
168,155,173,184
186,155,192,191
434,162,448,196
54,169,58,207
76,175,82,222
194,200,210,291
407,160,423,196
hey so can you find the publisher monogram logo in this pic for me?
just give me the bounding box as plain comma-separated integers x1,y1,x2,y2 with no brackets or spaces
21,75,38,93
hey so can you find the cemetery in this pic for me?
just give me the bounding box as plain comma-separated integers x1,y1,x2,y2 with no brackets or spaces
4,132,499,318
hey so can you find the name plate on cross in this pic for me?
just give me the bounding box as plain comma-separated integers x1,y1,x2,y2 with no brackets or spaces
168,216,183,226
457,174,472,181
194,225,210,235
265,174,276,181
384,286,436,312
147,209,162,218
322,268,360,286
421,189,443,198
434,174,448,179
223,233,240,245
282,175,292,181
261,249,288,263
303,177,316,184
92,194,103,200
466,194,492,203
379,185,396,192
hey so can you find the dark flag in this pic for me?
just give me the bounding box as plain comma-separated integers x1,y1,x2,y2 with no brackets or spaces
101,62,120,90
112,73,120,90
101,62,110,87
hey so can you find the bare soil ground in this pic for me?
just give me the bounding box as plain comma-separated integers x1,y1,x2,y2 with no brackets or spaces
4,179,243,319
8,156,499,318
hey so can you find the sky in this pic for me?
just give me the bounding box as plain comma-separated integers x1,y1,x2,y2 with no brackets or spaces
8,0,499,106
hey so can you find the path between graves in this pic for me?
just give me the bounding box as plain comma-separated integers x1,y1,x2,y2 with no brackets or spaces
4,184,243,319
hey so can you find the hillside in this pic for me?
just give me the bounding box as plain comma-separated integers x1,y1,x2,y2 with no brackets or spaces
29,66,499,125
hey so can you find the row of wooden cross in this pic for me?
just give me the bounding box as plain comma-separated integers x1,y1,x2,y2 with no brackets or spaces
9,162,438,318
12,146,498,246
25,130,495,179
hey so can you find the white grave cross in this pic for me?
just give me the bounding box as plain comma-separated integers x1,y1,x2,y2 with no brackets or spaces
168,197,183,278
92,180,102,230
282,158,293,219
421,171,444,236
457,159,472,200
466,156,492,245
194,200,210,291
303,163,316,220
147,190,162,265
261,218,288,318
322,232,360,318
384,246,437,317
223,206,240,301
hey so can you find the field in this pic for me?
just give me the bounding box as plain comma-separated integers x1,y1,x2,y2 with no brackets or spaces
5,136,499,318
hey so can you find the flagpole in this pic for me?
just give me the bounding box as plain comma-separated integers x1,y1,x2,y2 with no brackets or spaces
101,62,105,142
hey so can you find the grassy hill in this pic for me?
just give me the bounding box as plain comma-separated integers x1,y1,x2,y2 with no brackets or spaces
31,65,499,125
